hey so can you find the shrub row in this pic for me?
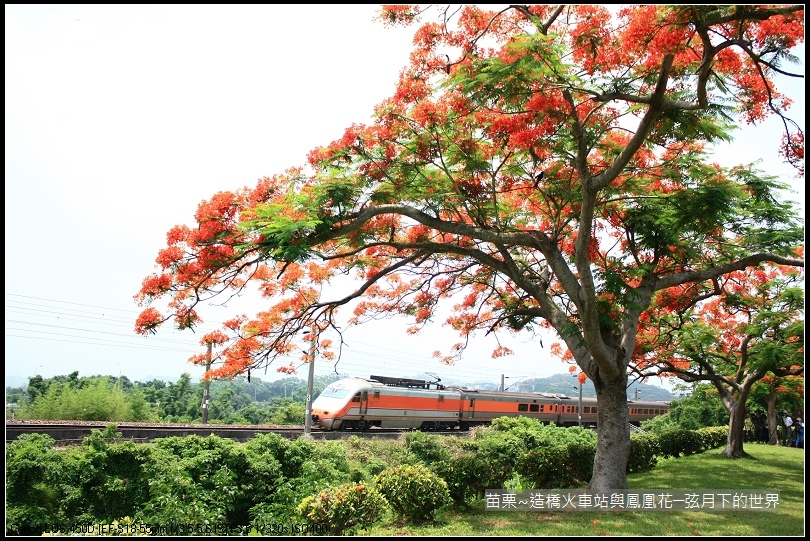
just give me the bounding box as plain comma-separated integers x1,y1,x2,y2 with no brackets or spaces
5,421,728,535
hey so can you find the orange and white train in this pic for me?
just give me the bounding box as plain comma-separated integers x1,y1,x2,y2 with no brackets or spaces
311,375,669,431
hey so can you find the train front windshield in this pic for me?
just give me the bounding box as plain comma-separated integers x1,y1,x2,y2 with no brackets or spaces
316,385,350,401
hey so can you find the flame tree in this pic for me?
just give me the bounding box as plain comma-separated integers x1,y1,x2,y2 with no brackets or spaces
135,6,804,491
635,263,804,456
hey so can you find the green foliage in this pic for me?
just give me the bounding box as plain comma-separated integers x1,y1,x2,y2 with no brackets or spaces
10,372,345,425
375,464,452,523
137,436,247,526
405,430,451,464
26,374,49,403
278,436,318,478
136,452,230,527
474,418,598,488
269,397,306,425
696,426,729,450
1,420,775,534
160,373,199,421
514,445,569,489
642,387,728,433
83,424,123,451
431,448,501,506
627,431,661,473
78,437,155,523
6,434,69,532
243,432,289,462
19,377,150,422
470,430,523,479
426,418,603,505
656,429,707,458
143,434,290,524
514,440,595,489
297,482,388,535
345,435,414,475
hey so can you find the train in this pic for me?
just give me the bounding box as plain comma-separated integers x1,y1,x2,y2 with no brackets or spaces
311,375,670,431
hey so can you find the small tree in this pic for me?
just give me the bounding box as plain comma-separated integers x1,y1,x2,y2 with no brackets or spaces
374,464,451,523
297,482,387,535
636,264,804,456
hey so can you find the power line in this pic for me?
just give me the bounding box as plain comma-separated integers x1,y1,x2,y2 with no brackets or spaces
5,292,549,384
6,333,195,352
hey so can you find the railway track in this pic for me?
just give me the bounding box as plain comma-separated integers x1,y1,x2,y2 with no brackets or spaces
5,421,463,445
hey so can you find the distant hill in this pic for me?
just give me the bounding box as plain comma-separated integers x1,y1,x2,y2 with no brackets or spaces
414,372,674,402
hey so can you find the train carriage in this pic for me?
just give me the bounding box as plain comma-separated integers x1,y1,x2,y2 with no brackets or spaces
311,375,669,431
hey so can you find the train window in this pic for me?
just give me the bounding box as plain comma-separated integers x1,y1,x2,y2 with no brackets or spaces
470,399,475,407
319,388,334,398
362,391,368,400
352,393,361,403
584,407,590,414
529,404,539,412
332,390,348,399
643,408,649,415
518,404,529,412
374,391,380,399
592,407,597,413
539,405,545,412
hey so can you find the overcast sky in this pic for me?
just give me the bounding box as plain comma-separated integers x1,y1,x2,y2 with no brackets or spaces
5,5,804,390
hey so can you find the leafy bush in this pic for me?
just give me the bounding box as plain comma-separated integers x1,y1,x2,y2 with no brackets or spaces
515,445,568,489
696,426,728,450
141,435,260,524
79,428,154,523
560,440,596,486
375,464,451,523
405,431,451,464
241,436,285,506
514,438,596,489
644,387,728,433
657,429,705,458
243,432,289,463
431,448,496,506
278,436,318,478
6,434,74,532
627,431,660,473
135,447,235,527
345,436,413,475
297,482,387,535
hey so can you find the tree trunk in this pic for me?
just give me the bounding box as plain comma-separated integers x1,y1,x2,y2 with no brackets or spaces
720,401,747,457
589,375,631,492
767,385,779,444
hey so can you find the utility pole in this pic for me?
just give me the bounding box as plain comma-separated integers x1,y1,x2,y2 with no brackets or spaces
573,374,583,427
303,325,317,438
500,374,505,392
634,388,640,401
201,342,212,424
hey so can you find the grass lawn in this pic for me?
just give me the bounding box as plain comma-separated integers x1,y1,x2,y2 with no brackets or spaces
364,443,805,536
